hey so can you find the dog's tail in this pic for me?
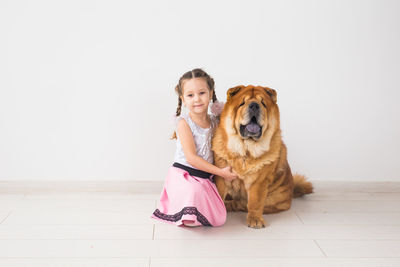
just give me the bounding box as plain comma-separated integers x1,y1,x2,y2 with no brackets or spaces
293,174,313,198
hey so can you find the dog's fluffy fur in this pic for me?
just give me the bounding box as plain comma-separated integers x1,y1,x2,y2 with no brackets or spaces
211,85,313,228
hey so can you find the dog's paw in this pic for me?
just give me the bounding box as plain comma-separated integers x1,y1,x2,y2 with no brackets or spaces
246,214,266,229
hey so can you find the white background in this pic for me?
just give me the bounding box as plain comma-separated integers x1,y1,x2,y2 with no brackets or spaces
1,0,399,181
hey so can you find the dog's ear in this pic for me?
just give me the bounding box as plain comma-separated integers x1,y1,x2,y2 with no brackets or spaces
264,87,277,103
227,85,244,101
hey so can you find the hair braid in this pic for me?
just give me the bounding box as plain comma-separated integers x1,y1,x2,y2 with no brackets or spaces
171,86,183,140
176,96,182,116
212,89,218,103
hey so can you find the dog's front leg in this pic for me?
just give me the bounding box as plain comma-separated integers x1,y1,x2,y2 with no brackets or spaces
214,176,227,200
246,179,268,228
213,156,229,200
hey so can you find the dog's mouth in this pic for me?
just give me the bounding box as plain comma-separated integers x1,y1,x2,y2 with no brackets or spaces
240,116,262,140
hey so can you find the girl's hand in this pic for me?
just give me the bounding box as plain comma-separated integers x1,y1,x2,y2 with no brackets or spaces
219,166,238,182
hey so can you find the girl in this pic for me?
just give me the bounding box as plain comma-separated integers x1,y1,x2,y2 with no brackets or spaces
151,68,237,227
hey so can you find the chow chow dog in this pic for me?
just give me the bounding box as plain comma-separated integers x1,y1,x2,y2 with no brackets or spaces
211,85,313,228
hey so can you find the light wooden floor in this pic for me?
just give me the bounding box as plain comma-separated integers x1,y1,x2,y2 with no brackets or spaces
0,181,400,266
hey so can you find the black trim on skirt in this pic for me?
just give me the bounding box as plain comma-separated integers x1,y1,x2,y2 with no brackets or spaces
153,207,212,226
173,162,214,180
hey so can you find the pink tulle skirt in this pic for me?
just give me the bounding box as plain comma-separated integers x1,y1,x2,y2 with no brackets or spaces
151,165,227,227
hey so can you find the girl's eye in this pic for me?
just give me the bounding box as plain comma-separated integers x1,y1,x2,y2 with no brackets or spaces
187,94,193,97
200,92,205,95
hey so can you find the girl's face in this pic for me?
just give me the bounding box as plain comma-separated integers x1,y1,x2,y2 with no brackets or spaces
181,78,212,115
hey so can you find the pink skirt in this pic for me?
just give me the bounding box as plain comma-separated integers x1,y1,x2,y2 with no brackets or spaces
151,164,227,227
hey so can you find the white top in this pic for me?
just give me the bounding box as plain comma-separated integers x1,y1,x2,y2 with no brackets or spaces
173,112,219,168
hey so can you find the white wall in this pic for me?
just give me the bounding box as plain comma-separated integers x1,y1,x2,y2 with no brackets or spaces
1,0,399,181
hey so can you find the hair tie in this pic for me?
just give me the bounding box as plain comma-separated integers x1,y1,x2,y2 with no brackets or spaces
210,101,225,116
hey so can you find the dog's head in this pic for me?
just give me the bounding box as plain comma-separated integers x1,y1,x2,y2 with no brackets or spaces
220,85,280,157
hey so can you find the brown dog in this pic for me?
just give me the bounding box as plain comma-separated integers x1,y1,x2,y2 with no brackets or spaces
211,85,313,228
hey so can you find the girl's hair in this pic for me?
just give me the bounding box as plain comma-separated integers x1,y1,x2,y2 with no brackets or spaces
171,68,218,140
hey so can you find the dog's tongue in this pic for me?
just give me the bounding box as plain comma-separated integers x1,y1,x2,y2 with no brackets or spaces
246,123,260,133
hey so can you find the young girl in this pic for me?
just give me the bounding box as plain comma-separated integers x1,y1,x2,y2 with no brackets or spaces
151,68,237,227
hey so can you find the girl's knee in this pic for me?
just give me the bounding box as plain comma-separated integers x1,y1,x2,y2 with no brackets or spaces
213,216,226,227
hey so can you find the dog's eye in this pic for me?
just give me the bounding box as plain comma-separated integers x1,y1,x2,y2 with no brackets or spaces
261,101,267,108
239,101,245,107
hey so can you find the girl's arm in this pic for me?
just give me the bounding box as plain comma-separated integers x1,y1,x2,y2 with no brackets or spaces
176,119,227,177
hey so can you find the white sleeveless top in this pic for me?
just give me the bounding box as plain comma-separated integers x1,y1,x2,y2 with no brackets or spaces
174,112,219,168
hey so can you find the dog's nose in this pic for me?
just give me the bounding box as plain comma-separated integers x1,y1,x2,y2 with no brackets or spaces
249,102,259,113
